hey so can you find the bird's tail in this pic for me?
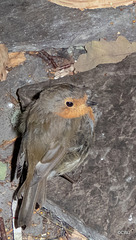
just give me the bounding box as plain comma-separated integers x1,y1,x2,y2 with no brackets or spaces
15,178,46,229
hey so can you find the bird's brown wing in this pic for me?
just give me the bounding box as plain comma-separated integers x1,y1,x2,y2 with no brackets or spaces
15,141,65,228
31,144,65,185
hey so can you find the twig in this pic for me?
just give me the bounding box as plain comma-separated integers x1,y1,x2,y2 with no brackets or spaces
37,49,58,68
6,228,13,235
28,50,58,68
0,138,17,149
6,92,18,106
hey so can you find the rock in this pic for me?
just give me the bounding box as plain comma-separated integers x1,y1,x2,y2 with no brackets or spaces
0,0,136,51
0,48,136,239
47,53,136,240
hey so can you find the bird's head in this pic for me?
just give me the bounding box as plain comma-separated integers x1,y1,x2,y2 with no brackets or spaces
40,84,96,122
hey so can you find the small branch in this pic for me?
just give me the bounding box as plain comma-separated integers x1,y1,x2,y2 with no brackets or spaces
0,137,17,149
28,50,58,68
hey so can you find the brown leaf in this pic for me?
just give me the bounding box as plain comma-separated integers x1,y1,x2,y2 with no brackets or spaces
59,237,67,240
0,44,8,81
28,236,34,240
74,36,136,72
66,229,87,240
8,52,26,68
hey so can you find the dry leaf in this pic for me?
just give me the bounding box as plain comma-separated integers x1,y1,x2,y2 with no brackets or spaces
0,44,8,81
48,0,134,10
66,229,87,240
54,64,74,79
74,36,136,72
59,237,67,240
8,52,26,68
28,236,34,240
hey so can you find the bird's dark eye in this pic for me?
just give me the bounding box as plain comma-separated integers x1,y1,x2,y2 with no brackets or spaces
66,101,73,107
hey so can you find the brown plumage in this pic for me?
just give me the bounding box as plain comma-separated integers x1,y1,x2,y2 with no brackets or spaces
13,83,96,228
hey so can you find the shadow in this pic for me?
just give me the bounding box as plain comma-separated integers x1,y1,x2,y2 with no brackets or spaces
10,136,22,182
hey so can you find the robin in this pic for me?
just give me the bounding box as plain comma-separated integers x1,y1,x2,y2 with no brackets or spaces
13,83,96,228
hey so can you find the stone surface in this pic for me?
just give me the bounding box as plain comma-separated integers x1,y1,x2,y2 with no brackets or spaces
0,0,136,51
0,52,136,239
46,53,136,240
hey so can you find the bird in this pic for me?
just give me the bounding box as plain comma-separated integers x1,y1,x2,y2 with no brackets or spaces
13,83,96,229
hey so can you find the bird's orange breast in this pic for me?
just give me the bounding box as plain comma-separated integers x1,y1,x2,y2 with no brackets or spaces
56,95,95,121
